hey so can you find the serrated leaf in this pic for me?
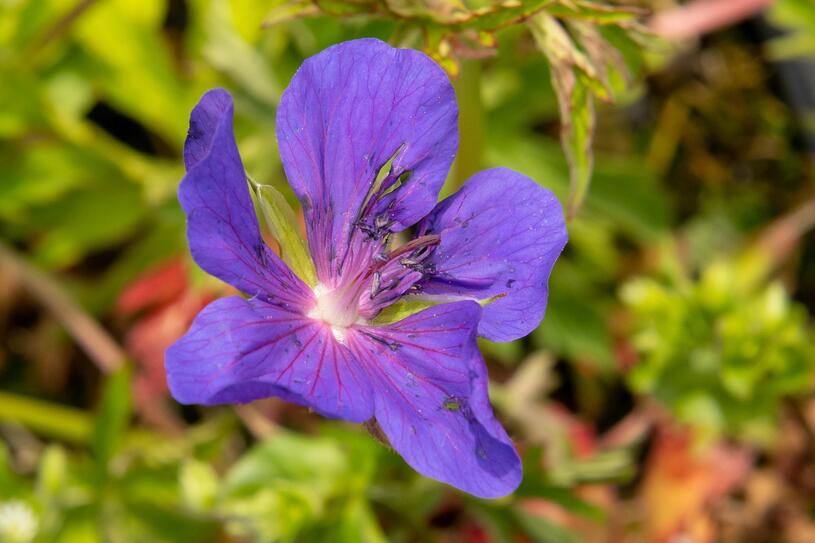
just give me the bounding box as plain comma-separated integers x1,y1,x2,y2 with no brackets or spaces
568,20,630,100
314,0,377,17
546,0,646,24
530,13,596,219
252,181,317,287
384,0,470,24
456,0,555,31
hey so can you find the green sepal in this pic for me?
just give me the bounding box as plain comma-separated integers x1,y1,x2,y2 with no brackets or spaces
371,297,439,325
251,179,317,287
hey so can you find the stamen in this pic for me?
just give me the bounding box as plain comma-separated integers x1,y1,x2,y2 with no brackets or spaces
370,272,381,299
385,234,440,262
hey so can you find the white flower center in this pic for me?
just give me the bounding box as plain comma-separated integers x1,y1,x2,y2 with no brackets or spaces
308,285,359,341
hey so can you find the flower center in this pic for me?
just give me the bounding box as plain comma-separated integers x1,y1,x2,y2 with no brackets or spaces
308,284,359,332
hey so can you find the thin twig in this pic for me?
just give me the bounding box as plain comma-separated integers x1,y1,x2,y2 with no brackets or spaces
29,0,101,56
599,403,655,450
785,398,815,458
234,404,278,439
0,241,125,373
753,195,815,266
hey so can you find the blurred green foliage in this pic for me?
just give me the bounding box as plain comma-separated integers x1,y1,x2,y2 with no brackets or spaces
1,0,815,541
767,0,815,60
623,249,815,444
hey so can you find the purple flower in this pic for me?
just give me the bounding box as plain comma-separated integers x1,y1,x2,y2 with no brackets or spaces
166,38,567,498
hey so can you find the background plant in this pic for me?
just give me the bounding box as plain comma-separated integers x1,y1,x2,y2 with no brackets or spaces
1,0,815,541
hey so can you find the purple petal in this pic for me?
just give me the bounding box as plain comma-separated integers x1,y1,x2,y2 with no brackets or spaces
184,88,230,170
348,302,522,498
165,296,374,422
419,168,567,342
180,89,312,308
276,38,458,284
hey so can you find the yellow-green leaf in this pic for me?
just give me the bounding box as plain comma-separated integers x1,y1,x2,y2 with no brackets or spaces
372,297,439,324
253,181,317,287
546,0,646,24
530,13,596,219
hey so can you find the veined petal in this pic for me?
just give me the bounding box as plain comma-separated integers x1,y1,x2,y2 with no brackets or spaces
165,296,374,422
276,38,458,285
347,302,522,498
180,89,312,308
418,168,568,342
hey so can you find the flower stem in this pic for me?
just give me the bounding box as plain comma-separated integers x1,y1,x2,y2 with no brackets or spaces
451,60,484,194
0,241,126,373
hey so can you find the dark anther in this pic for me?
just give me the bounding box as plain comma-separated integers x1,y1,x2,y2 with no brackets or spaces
370,272,381,299
400,258,436,275
355,221,380,240
355,213,394,241
375,214,389,229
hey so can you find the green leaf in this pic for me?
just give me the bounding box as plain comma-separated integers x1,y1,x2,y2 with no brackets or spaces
73,0,193,143
534,291,613,370
27,182,147,269
568,20,629,99
179,460,219,513
479,338,525,364
517,483,605,521
253,181,317,287
459,0,554,30
37,445,68,499
767,0,815,59
219,431,353,542
0,392,91,444
530,14,596,219
514,509,580,543
381,0,465,23
93,364,132,471
335,498,387,543
545,0,646,24
313,0,377,17
262,0,319,27
222,431,347,497
202,0,280,107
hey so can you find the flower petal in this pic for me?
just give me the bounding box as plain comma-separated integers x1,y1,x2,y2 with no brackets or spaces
276,38,458,283
180,89,312,307
348,302,522,498
165,296,374,422
419,168,568,342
